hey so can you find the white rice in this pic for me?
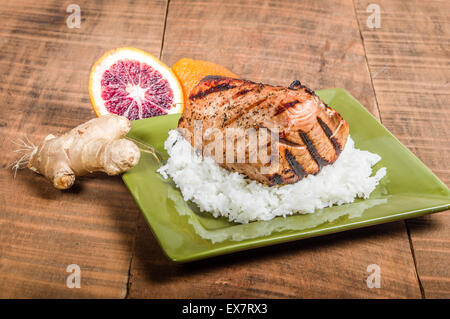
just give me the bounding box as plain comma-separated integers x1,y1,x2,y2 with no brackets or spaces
158,130,386,224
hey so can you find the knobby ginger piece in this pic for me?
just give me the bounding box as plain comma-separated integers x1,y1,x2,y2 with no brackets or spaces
28,114,140,189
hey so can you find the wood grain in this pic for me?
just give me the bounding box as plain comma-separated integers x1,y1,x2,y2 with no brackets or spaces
354,0,450,298
0,0,168,298
127,0,421,298
129,214,421,298
0,0,447,299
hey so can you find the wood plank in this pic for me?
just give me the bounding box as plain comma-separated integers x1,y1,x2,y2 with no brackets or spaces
354,0,450,298
130,215,421,298
0,0,168,298
128,0,421,298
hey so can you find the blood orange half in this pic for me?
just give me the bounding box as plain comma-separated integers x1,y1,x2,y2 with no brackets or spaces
89,47,184,120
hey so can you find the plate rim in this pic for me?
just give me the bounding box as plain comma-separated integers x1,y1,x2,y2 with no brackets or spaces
122,88,450,263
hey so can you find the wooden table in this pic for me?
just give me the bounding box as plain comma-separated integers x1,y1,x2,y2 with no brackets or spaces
0,0,448,298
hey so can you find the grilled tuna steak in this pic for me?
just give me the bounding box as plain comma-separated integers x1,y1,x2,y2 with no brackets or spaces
178,76,349,186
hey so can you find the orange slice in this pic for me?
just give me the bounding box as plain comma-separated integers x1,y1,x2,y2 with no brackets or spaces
89,47,184,120
172,58,238,101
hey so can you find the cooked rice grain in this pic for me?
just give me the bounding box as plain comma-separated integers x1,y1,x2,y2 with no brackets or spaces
158,130,386,224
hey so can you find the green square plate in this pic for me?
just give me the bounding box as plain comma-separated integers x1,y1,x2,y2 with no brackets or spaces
122,88,450,262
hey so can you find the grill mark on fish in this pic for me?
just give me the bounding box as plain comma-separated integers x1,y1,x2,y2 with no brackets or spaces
285,149,307,179
190,83,238,100
232,88,254,99
288,80,305,90
278,137,303,147
288,80,315,96
282,169,296,180
304,87,315,96
224,97,269,126
179,76,349,186
259,125,305,149
317,117,342,155
225,89,285,127
269,173,284,185
279,137,304,148
299,131,329,169
274,100,299,115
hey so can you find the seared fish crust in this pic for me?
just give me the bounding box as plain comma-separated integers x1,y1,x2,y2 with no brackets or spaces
178,76,349,186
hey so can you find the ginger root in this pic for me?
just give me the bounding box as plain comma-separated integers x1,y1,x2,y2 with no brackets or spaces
27,114,140,189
